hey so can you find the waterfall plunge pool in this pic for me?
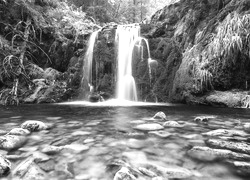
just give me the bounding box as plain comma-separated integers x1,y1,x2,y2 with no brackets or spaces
0,104,250,179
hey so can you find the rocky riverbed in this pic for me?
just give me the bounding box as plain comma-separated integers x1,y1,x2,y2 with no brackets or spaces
0,104,250,179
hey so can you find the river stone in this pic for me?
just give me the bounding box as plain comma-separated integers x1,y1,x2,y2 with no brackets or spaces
163,121,182,127
133,123,164,131
8,128,31,136
243,123,250,133
21,120,49,132
152,111,167,120
188,146,250,161
194,116,211,123
113,167,136,180
127,139,148,149
13,157,47,179
228,161,250,176
206,139,250,154
138,167,157,177
0,154,11,177
63,144,89,153
143,164,192,179
0,135,27,151
148,131,172,138
202,129,248,137
41,145,63,155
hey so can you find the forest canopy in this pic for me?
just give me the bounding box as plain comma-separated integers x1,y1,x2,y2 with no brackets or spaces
68,0,180,24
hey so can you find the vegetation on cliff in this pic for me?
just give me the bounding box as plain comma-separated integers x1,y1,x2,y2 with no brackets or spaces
0,0,98,105
146,0,250,107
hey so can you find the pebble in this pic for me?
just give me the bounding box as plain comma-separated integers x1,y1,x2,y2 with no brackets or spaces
133,123,164,131
41,145,63,155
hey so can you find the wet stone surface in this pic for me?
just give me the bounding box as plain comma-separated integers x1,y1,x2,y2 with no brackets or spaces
0,104,250,179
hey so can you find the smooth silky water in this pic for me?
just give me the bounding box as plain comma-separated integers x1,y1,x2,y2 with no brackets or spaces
1,103,250,179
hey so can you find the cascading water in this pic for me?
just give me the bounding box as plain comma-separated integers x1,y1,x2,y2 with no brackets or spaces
115,25,140,101
82,30,99,94
115,25,153,101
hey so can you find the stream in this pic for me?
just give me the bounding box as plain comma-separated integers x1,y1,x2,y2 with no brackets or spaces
1,102,250,179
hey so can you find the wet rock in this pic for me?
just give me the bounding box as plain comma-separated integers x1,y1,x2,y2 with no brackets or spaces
0,154,11,177
228,161,250,176
142,164,193,179
32,151,50,163
194,116,213,123
188,146,250,161
0,135,27,151
113,167,136,180
243,123,250,133
41,145,63,155
206,139,250,155
71,131,91,136
0,130,8,136
138,167,157,177
127,132,146,139
163,121,182,127
133,123,164,131
13,157,47,179
63,144,89,153
21,121,49,132
127,139,148,149
55,161,74,178
8,128,31,136
153,111,167,120
37,159,55,172
148,131,172,138
202,129,247,137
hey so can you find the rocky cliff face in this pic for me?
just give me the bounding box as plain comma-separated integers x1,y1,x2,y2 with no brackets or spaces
142,0,250,107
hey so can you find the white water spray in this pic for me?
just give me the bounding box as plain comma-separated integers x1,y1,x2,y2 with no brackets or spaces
82,30,99,92
115,25,140,101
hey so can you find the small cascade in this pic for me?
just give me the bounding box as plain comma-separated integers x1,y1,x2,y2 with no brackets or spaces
82,30,99,94
115,25,140,101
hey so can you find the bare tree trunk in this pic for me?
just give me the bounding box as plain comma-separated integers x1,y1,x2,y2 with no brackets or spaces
10,17,31,104
133,0,136,23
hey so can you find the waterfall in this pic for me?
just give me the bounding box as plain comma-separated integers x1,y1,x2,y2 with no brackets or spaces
115,25,140,101
82,30,99,94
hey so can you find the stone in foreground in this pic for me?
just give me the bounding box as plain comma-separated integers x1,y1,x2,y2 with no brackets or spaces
188,146,250,161
133,123,164,131
0,154,11,177
0,135,27,151
227,161,250,176
21,120,49,132
163,121,182,127
206,139,250,154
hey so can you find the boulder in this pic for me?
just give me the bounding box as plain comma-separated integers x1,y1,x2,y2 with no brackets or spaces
133,123,164,131
194,116,213,123
0,135,27,151
44,67,61,81
152,112,167,120
21,121,49,132
8,128,31,136
188,146,250,161
227,161,250,176
0,154,11,177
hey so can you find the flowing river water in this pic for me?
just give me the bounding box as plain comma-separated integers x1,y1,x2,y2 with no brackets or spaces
1,102,250,179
